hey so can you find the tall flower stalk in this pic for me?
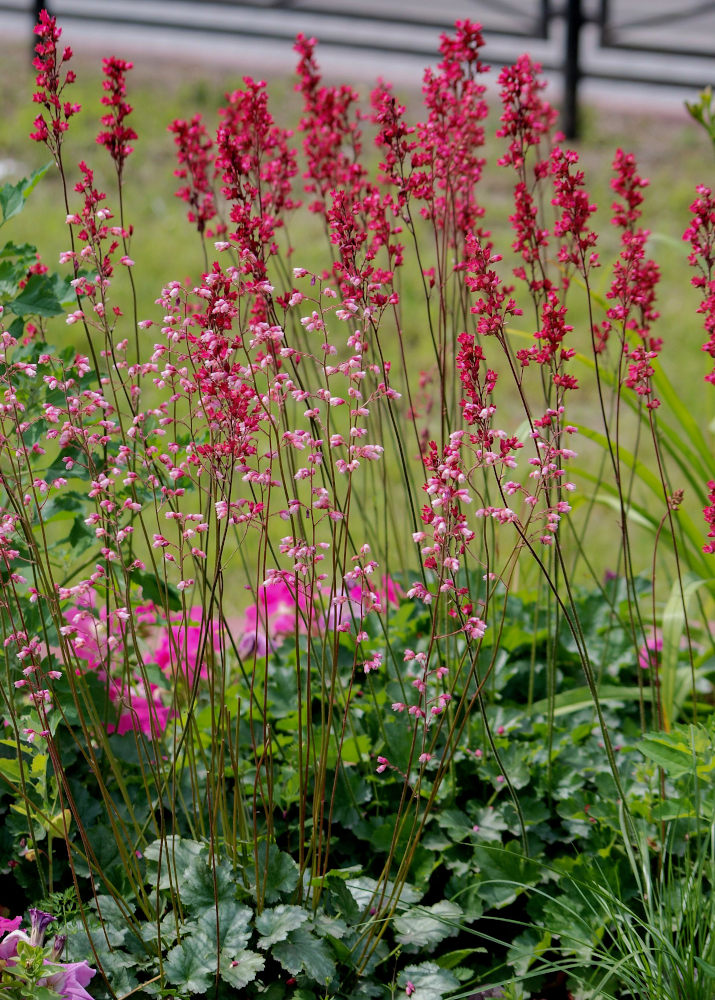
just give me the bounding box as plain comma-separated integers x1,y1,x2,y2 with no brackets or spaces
0,12,712,997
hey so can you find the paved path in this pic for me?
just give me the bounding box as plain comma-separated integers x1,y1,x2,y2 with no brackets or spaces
1,0,713,109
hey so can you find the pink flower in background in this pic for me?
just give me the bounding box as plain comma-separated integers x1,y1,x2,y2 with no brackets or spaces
638,635,662,671
108,682,173,738
238,581,309,657
0,915,21,935
323,576,401,632
63,601,122,672
0,918,25,960
152,607,221,683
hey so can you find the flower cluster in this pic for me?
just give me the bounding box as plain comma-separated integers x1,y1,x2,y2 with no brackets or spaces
168,114,217,236
29,10,80,157
96,56,137,180
599,150,662,403
683,185,715,550
216,78,299,279
294,34,364,214
0,909,95,1000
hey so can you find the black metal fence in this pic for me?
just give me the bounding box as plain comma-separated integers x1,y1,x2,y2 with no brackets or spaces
15,0,715,138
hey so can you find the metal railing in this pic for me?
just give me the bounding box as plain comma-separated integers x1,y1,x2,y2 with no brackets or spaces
16,0,715,137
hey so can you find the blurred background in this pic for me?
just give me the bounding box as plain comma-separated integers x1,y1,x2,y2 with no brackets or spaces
1,1,714,136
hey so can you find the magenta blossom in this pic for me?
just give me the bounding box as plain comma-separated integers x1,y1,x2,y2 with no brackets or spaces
638,635,662,671
0,924,27,960
238,581,310,658
107,681,174,738
0,911,96,998
0,915,22,934
152,607,221,684
40,959,96,1000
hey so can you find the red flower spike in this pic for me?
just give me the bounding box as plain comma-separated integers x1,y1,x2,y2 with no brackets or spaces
96,57,137,179
168,114,216,236
412,20,490,246
294,34,365,216
684,186,715,552
30,9,80,155
216,77,299,281
703,481,715,554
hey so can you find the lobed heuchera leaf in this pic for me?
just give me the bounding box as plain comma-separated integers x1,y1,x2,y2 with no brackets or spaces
143,836,206,890
249,844,300,902
393,901,464,951
7,272,66,317
255,904,308,948
164,938,214,994
271,924,336,984
192,900,253,952
398,962,460,1000
181,854,236,909
345,875,421,915
219,949,266,989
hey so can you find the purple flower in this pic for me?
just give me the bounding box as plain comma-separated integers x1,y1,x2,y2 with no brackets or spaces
0,912,96,997
50,933,67,960
41,959,96,1000
29,907,55,946
0,926,29,960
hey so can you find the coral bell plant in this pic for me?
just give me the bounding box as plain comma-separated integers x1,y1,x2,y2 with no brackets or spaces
0,10,713,999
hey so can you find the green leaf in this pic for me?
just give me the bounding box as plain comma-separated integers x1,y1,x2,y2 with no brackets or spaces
181,854,236,909
321,872,361,924
345,875,421,915
8,272,66,317
164,938,214,993
638,726,711,779
256,904,308,948
193,900,253,951
660,573,708,729
473,842,540,908
0,753,22,783
250,843,299,903
470,805,509,842
68,515,96,555
0,239,38,262
436,947,487,971
0,165,50,224
272,925,336,984
219,948,265,989
507,926,552,977
36,491,86,523
14,989,58,1000
133,568,182,612
143,836,206,890
695,954,715,978
393,901,463,952
529,684,653,718
397,961,459,1000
